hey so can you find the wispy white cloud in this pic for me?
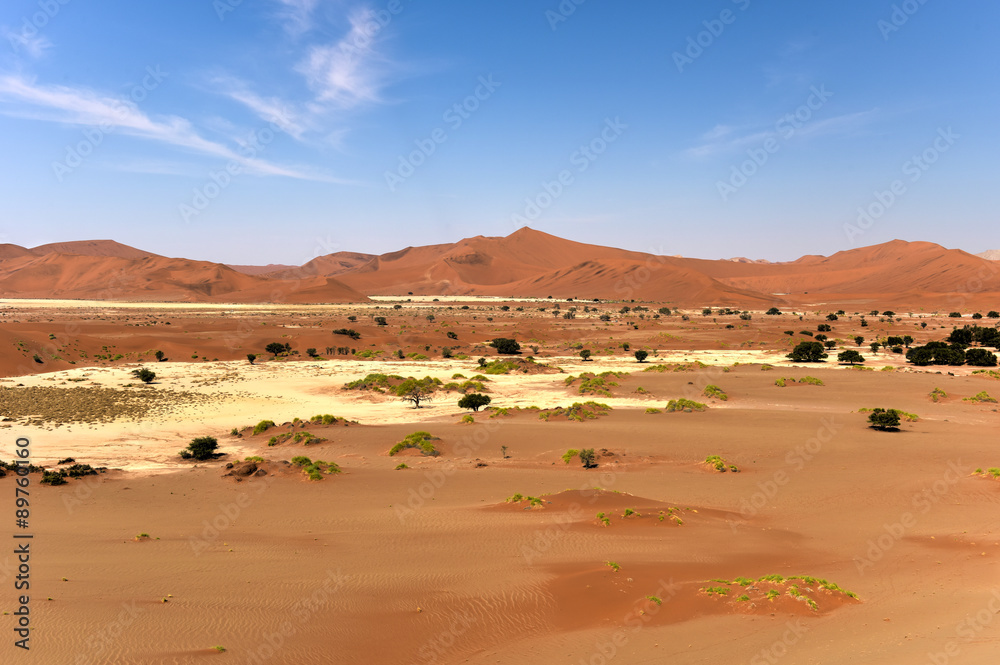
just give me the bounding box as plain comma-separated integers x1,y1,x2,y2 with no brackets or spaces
276,0,320,36
296,7,393,108
3,27,52,59
0,74,352,183
686,109,881,159
211,77,308,139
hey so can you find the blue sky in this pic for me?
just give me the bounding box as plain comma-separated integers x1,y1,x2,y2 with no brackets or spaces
0,0,997,265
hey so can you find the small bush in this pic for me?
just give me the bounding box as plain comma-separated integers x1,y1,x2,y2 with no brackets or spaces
665,398,707,412
182,436,218,461
253,420,276,435
389,431,439,457
868,408,901,431
703,384,727,401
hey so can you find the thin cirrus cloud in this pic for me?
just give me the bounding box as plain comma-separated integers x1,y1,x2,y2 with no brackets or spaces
296,9,393,108
2,27,52,59
275,0,321,36
0,74,351,183
216,4,400,146
685,109,880,159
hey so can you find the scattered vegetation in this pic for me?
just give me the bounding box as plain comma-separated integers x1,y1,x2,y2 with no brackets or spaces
179,436,219,461
388,431,440,457
538,402,612,422
665,398,707,412
964,391,997,403
705,455,739,473
702,384,728,401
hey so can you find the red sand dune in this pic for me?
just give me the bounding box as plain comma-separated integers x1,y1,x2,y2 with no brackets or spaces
3,231,999,308
0,251,368,303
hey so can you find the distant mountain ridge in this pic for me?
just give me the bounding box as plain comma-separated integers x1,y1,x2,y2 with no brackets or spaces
1,231,998,307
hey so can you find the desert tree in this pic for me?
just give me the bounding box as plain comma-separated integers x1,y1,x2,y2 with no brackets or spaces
154,350,165,362
838,350,865,365
580,349,592,361
458,393,491,411
131,368,156,384
579,448,598,469
634,350,649,363
247,353,256,365
397,377,436,409
265,342,287,357
180,436,219,460
490,338,521,354
868,408,901,431
854,335,865,347
787,341,828,362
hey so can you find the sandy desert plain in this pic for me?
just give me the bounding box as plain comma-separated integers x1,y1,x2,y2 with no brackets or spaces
0,296,999,665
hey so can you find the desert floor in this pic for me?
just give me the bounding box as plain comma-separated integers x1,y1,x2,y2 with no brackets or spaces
1,300,998,664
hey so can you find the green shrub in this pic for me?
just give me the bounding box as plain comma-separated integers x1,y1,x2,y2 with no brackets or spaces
703,384,727,401
253,420,276,435
868,408,901,431
182,436,218,461
665,398,706,412
388,431,439,457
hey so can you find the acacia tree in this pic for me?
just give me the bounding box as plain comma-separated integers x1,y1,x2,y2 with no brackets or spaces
868,408,901,431
634,350,649,363
838,350,865,365
131,368,156,384
458,393,491,411
580,350,592,361
787,341,828,362
397,377,436,409
579,448,598,469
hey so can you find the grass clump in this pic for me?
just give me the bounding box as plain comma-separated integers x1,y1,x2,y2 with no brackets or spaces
645,407,661,414
703,384,728,401
606,561,621,572
561,449,580,464
252,420,276,435
930,388,947,402
388,431,439,457
665,398,706,412
395,463,409,470
343,373,403,392
310,414,341,425
565,371,629,397
964,391,997,403
506,494,543,507
539,402,612,422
